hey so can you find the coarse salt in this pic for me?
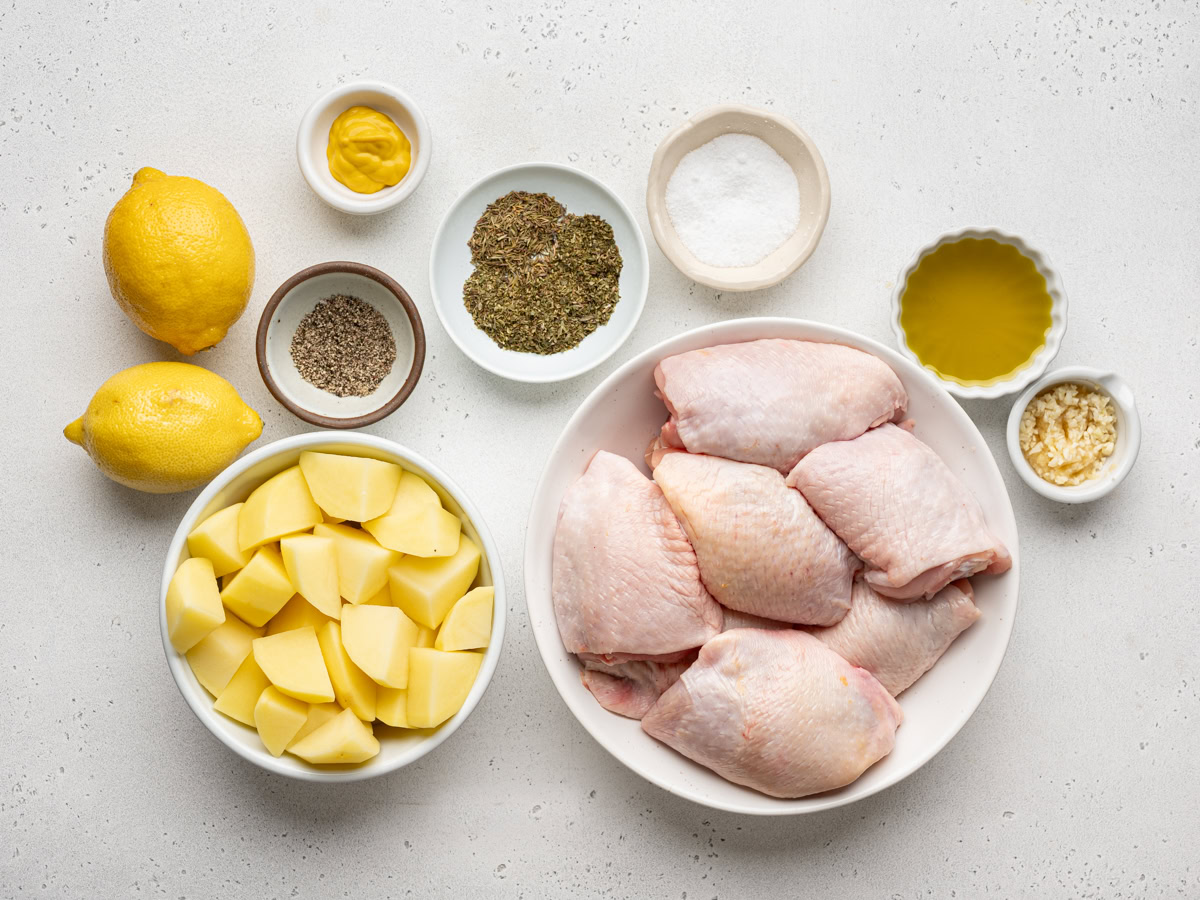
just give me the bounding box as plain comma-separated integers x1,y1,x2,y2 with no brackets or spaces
665,133,801,269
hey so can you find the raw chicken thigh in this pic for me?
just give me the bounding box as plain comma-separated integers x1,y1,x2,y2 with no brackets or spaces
788,424,1011,600
552,451,723,661
811,580,980,695
642,629,902,798
654,339,908,472
653,451,857,625
580,656,696,720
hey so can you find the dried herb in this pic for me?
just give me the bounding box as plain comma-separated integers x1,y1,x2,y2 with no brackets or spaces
463,190,623,354
290,294,396,397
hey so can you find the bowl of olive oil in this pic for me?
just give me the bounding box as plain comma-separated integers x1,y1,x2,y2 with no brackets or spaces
891,228,1067,399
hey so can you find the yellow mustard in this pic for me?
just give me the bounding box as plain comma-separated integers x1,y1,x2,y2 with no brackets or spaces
326,106,411,194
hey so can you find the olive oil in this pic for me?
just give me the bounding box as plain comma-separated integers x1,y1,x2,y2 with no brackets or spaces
899,238,1053,386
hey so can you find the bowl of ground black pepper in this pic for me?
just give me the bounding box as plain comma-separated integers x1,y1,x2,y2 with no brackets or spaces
256,261,425,427
429,163,649,383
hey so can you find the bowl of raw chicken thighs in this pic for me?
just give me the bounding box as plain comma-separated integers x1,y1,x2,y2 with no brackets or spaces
523,318,1019,815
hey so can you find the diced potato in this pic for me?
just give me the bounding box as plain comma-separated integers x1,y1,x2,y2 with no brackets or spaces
316,621,376,721
287,702,343,750
288,708,380,765
406,648,484,729
434,586,493,651
186,503,250,577
212,654,271,726
341,605,420,689
186,615,263,696
389,536,481,629
364,504,461,558
266,595,334,636
165,557,225,653
313,523,398,605
298,451,403,522
280,534,341,618
254,686,309,757
238,466,322,552
252,626,335,703
415,625,437,649
363,584,392,606
322,511,346,525
220,544,295,627
393,471,441,511
375,688,409,728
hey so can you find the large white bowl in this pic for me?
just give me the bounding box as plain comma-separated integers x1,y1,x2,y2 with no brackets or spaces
161,432,505,781
523,318,1019,815
429,162,650,383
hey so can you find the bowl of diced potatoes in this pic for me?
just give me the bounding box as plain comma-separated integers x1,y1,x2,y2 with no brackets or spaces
160,431,504,780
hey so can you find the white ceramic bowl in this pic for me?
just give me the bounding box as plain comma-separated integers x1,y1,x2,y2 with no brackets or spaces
890,227,1068,400
161,432,505,781
429,162,650,383
523,318,1020,815
1006,366,1140,503
645,105,831,292
297,80,431,215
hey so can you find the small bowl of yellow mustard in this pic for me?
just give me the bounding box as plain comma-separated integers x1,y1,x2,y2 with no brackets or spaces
297,80,431,215
890,227,1068,399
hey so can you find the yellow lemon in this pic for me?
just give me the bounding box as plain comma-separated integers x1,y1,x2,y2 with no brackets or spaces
103,168,255,355
64,362,263,493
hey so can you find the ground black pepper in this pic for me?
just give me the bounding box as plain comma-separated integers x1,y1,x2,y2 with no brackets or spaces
290,294,396,397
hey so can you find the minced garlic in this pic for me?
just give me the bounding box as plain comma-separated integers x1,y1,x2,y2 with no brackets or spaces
1019,382,1117,486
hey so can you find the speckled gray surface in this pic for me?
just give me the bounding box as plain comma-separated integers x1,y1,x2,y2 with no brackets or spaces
3,2,1198,897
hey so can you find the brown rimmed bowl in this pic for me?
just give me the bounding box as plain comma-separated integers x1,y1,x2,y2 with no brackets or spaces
256,261,426,428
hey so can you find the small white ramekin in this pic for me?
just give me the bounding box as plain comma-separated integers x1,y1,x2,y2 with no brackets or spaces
161,432,505,781
891,227,1068,400
297,80,431,215
1006,367,1141,503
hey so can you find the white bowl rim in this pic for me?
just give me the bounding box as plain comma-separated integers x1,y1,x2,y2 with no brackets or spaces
427,160,650,384
645,103,832,292
1005,365,1141,503
522,316,1020,815
889,226,1068,399
160,431,506,781
296,80,432,216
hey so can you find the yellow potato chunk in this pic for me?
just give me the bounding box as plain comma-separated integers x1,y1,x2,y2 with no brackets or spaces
363,584,392,605
434,586,493,651
252,626,335,703
375,688,409,727
364,504,461,558
254,686,309,757
212,654,271,726
165,557,225,653
316,621,376,721
186,615,263,696
287,702,343,750
415,625,437,649
298,451,403,522
406,648,484,729
313,523,399,605
393,471,441,511
266,594,334,636
220,544,295,627
186,503,250,577
388,536,481,629
238,466,322,552
341,605,420,689
280,534,341,618
288,708,380,765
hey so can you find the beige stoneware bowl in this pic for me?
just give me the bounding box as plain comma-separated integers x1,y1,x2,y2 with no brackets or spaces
646,105,831,292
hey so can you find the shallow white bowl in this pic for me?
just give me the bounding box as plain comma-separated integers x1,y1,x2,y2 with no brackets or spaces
297,80,431,215
523,318,1020,815
1006,366,1141,503
890,227,1068,400
429,162,649,383
161,432,505,781
646,104,831,292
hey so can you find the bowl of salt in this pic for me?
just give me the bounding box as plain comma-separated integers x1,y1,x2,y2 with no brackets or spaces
646,104,830,292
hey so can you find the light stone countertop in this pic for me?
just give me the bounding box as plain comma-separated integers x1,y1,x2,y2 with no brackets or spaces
2,2,1198,897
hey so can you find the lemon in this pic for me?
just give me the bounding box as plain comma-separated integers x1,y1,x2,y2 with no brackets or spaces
64,362,263,494
103,168,255,355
